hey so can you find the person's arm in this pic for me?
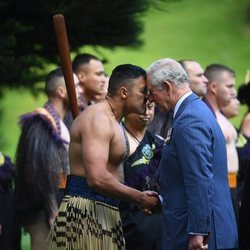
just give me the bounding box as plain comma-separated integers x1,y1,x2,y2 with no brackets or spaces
79,111,158,210
175,116,213,235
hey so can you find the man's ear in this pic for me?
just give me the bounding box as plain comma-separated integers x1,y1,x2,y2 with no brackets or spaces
210,81,217,95
77,72,86,83
120,87,128,99
56,86,67,98
163,80,172,94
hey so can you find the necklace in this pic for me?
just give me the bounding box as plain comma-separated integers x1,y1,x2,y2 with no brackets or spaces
106,98,130,158
124,125,141,144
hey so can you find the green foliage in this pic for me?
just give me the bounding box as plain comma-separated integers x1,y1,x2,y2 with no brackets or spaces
1,0,249,160
0,0,167,92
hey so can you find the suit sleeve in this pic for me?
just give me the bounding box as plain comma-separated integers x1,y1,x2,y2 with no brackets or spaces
175,116,214,233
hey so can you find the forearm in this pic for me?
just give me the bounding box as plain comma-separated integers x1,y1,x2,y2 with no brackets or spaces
86,171,158,211
87,171,142,203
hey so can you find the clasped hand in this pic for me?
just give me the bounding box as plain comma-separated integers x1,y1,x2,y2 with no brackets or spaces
189,235,208,250
136,190,159,214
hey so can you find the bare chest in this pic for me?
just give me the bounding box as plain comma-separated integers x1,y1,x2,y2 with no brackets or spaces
217,112,237,143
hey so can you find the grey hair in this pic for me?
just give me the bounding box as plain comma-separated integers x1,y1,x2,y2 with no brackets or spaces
147,58,189,88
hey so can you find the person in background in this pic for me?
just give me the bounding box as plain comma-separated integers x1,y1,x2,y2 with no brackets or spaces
147,107,171,140
221,96,250,199
236,72,250,194
238,71,250,138
221,96,247,199
179,59,208,97
0,152,21,250
238,71,250,250
64,53,108,129
221,96,240,119
49,64,159,249
72,53,107,105
204,64,239,225
146,58,238,249
120,101,163,250
239,161,250,250
14,68,81,250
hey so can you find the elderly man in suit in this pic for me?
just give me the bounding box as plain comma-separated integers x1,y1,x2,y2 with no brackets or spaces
146,58,238,250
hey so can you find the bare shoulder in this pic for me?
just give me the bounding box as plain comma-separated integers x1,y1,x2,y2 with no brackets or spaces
243,112,250,122
71,102,113,138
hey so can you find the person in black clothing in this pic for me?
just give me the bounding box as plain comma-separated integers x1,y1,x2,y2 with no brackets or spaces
238,77,250,250
0,152,21,250
120,101,164,250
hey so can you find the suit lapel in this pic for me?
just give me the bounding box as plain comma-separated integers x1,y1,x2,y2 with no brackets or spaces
173,93,199,121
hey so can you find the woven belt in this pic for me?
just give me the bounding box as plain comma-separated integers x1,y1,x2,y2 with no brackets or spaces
65,175,119,206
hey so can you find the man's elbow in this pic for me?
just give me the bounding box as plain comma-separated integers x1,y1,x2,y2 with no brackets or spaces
87,175,105,191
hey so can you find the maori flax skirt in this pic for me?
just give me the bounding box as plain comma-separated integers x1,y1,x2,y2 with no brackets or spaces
49,175,125,250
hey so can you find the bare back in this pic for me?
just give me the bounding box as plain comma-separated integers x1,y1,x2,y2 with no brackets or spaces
69,101,126,182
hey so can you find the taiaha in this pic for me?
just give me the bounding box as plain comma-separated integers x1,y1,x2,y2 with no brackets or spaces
53,14,79,119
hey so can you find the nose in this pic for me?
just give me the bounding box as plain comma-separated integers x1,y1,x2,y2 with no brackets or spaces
202,75,208,84
101,75,107,83
144,106,149,115
231,87,237,97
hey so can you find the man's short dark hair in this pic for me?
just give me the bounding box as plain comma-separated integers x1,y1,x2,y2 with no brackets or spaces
178,59,195,74
204,64,236,83
45,68,64,97
108,64,146,96
72,53,100,73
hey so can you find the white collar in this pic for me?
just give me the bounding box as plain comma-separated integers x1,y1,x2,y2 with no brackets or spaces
173,91,192,118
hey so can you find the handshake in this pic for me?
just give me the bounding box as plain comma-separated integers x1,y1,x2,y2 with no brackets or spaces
136,190,162,214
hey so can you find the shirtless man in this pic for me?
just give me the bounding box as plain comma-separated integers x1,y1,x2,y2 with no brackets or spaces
203,64,239,223
49,64,158,250
221,96,240,176
221,96,240,119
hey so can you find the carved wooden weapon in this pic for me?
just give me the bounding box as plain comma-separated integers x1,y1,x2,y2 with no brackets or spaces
53,14,79,119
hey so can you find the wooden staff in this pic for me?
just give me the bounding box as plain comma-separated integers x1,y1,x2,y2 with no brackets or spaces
53,14,79,119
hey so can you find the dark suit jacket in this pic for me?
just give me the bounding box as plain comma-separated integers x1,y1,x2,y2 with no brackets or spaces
158,93,238,250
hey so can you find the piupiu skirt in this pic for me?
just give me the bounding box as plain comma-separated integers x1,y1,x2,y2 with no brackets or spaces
49,175,125,250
